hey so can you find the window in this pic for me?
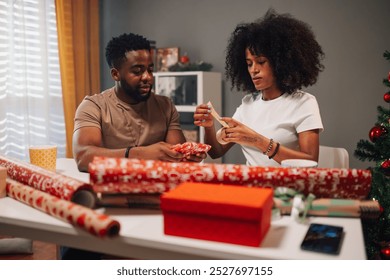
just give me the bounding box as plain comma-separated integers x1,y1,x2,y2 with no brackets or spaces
0,0,65,160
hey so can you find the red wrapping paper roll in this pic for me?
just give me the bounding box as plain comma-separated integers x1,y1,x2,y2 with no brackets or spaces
6,178,120,237
0,155,96,207
89,157,372,199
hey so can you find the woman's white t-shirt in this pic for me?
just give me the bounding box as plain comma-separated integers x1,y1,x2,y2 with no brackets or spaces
232,90,323,167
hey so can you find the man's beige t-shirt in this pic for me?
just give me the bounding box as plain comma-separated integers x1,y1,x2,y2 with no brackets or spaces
74,87,182,149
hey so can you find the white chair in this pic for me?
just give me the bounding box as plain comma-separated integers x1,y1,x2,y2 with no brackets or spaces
318,145,349,168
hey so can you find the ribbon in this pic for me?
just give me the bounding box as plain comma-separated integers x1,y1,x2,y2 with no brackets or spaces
274,187,315,222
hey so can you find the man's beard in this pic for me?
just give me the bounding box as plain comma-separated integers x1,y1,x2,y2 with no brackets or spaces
121,80,152,103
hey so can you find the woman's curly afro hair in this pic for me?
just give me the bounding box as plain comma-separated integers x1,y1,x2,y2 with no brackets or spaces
105,33,151,68
225,9,324,95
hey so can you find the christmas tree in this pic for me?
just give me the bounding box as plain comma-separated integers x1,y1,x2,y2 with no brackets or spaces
354,50,390,259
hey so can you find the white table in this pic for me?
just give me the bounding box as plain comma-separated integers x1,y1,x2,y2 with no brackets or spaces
0,158,367,259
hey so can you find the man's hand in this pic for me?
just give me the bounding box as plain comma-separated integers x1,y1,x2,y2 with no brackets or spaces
132,142,185,162
170,142,210,163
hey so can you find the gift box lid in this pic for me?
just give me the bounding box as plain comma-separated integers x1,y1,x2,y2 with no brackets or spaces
161,182,273,222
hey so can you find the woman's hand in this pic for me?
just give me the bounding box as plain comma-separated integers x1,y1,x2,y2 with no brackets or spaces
219,117,261,147
193,103,213,128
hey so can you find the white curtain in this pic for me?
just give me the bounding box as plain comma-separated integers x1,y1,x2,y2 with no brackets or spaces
0,0,65,160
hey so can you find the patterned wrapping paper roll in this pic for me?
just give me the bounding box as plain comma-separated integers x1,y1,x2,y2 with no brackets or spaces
0,155,96,208
6,178,120,237
88,157,372,199
273,198,381,219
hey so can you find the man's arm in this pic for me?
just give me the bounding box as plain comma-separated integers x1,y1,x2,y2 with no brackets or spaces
165,129,186,144
73,127,186,172
72,127,126,172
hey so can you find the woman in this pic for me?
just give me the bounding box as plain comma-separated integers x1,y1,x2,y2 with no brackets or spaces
194,10,324,166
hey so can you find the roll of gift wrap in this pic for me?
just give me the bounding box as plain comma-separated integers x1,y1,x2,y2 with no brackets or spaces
273,198,381,219
0,155,96,207
88,157,372,199
5,178,120,237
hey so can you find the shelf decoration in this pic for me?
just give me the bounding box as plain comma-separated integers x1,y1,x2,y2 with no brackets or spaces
156,47,179,72
168,61,213,72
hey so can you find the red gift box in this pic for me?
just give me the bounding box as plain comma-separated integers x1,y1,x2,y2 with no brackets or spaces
160,182,274,247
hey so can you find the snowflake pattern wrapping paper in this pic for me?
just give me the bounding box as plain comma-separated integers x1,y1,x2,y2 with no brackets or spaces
89,157,372,199
6,178,120,237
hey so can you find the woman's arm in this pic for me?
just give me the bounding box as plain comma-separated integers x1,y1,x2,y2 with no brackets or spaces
220,117,320,163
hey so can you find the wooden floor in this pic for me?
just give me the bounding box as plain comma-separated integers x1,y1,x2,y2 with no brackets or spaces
0,240,57,260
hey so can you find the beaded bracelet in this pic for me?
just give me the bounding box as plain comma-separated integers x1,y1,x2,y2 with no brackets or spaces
268,142,280,159
263,138,274,155
124,146,135,158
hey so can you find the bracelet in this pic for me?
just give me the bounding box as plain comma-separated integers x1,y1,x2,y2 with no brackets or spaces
124,146,134,158
263,138,274,155
268,142,280,159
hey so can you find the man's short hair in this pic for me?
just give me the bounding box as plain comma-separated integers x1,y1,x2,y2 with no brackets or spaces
105,33,151,68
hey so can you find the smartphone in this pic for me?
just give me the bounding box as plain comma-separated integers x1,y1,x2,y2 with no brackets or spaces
300,223,344,255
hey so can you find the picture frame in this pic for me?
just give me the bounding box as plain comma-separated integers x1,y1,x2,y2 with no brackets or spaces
156,47,179,72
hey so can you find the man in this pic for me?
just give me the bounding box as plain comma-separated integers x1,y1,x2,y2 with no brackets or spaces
73,33,205,172
64,33,206,260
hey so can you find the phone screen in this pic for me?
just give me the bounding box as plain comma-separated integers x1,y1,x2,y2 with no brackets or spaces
300,223,344,255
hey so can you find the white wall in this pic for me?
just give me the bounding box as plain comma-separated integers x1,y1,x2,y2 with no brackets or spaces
100,0,390,169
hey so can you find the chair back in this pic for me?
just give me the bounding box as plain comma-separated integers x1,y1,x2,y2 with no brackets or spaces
318,145,349,168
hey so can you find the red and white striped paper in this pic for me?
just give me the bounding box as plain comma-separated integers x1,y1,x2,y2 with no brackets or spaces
6,178,120,237
88,157,372,199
